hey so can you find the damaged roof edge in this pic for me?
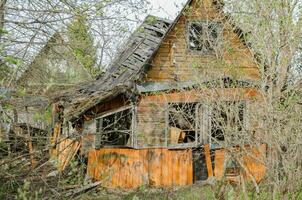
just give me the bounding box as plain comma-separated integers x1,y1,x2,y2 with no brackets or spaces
63,16,172,121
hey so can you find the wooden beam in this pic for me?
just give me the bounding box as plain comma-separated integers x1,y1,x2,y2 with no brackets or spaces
204,144,213,177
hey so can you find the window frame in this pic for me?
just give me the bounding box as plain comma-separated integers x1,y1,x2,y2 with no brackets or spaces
186,21,222,55
165,102,202,148
165,101,247,149
207,101,247,148
94,105,136,148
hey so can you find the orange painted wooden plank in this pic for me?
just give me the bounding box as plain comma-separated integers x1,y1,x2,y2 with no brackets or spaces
129,149,142,188
179,151,187,185
243,144,266,183
55,139,81,171
102,148,116,187
161,149,170,187
27,138,36,169
124,149,134,189
148,149,162,187
113,149,122,188
126,149,134,188
174,150,181,185
204,144,214,177
50,123,61,158
88,149,101,181
61,140,81,170
214,149,225,179
117,149,125,188
140,149,149,186
168,150,174,186
94,148,103,182
187,149,193,184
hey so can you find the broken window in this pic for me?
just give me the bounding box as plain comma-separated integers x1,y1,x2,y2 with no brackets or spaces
167,103,199,147
165,101,246,148
210,102,246,146
95,107,133,148
188,21,220,53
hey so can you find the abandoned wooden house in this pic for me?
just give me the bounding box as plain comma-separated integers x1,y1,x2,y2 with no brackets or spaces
51,0,266,188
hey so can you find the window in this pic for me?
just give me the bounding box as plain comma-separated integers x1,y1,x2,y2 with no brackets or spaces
165,101,246,148
188,21,220,53
210,102,246,146
95,107,133,148
167,103,199,147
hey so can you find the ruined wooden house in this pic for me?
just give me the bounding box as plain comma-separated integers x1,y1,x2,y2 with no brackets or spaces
52,0,266,188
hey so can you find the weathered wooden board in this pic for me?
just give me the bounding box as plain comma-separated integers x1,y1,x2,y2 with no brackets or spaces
136,88,261,147
145,0,260,82
55,138,81,171
87,148,193,188
214,144,267,183
242,144,267,183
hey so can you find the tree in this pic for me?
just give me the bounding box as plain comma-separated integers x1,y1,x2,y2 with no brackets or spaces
0,0,150,199
67,15,98,77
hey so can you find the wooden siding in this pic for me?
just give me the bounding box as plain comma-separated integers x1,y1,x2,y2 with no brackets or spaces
214,144,267,183
137,88,261,147
83,95,129,121
87,148,193,188
145,0,259,82
50,138,81,171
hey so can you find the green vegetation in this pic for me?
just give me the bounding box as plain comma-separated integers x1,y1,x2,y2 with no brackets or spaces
67,15,98,77
77,183,302,200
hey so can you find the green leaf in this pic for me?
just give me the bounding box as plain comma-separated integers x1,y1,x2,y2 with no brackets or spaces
4,56,19,65
0,29,8,34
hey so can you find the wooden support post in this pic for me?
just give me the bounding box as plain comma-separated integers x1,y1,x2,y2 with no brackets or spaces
204,144,213,177
50,103,64,158
27,135,36,169
25,107,36,169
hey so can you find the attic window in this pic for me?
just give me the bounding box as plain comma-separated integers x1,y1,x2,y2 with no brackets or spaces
95,107,133,148
188,21,220,53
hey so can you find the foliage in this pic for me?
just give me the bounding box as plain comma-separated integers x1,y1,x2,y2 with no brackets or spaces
16,180,42,200
67,14,98,77
59,159,87,186
0,62,12,84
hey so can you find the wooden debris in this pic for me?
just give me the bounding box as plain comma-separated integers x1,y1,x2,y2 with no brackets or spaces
65,181,102,197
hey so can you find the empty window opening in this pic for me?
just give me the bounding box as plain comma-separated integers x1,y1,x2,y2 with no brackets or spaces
188,21,220,53
168,103,198,145
95,108,132,147
210,102,245,145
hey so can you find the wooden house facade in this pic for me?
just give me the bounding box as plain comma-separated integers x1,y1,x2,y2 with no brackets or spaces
52,0,266,188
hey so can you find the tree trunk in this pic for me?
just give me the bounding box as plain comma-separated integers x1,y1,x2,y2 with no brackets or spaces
0,0,6,40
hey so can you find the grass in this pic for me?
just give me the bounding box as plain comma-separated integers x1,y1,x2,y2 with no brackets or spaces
78,184,216,200
77,182,302,200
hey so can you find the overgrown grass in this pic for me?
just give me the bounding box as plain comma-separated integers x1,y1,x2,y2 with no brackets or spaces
77,182,302,200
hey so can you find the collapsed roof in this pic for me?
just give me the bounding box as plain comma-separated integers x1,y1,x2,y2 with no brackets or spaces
62,16,171,122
